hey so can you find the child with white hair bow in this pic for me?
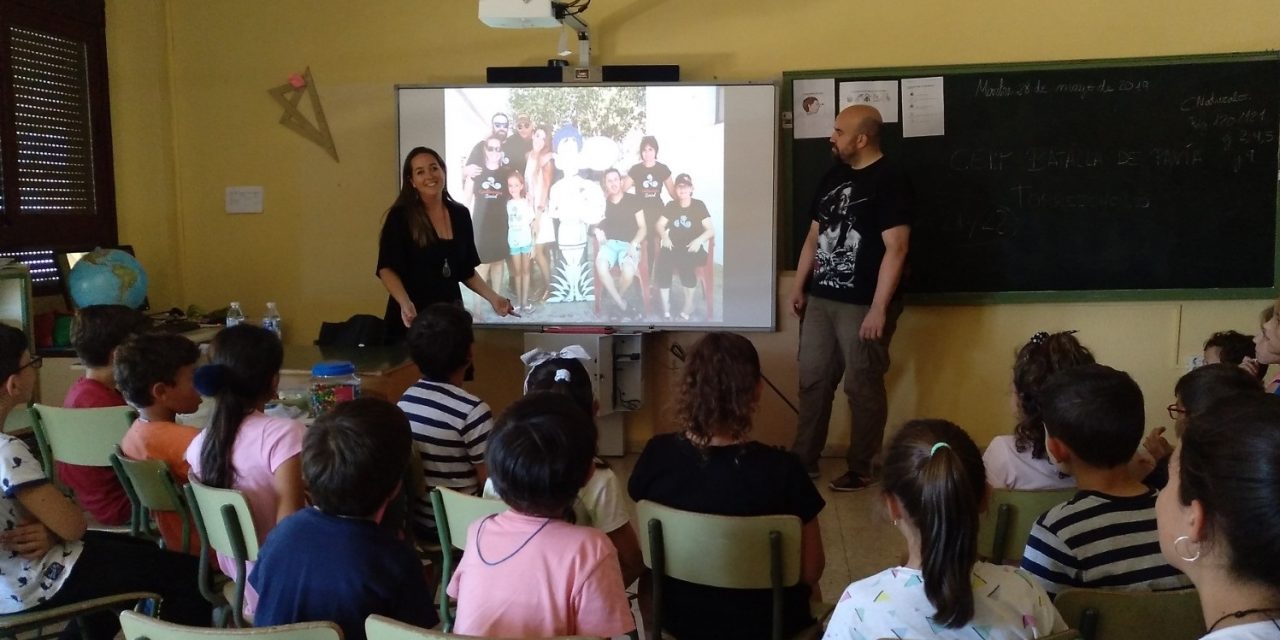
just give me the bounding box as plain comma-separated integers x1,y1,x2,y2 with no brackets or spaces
484,344,644,587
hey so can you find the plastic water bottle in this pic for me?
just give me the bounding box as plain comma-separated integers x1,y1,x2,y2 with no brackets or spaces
225,301,245,327
262,302,282,340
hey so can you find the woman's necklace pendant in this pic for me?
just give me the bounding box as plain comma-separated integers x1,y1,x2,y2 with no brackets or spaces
442,259,451,278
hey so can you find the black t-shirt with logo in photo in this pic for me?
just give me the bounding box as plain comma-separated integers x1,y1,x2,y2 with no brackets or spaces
472,165,511,263
629,161,672,231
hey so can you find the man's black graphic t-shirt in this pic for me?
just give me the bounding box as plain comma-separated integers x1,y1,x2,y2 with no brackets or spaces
808,158,912,305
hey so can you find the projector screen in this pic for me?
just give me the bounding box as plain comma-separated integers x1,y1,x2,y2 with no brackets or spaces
397,83,776,330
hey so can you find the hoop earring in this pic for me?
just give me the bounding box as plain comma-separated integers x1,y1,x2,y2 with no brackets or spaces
1173,535,1201,562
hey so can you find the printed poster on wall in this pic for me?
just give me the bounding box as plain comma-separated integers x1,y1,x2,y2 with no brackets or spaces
793,78,835,139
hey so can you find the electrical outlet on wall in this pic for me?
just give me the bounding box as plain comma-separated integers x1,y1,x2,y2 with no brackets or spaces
226,186,264,214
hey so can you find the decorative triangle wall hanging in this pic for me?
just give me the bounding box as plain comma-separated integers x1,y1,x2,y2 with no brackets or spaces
268,67,339,162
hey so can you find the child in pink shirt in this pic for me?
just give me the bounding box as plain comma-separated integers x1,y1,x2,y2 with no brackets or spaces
447,393,634,638
183,325,306,617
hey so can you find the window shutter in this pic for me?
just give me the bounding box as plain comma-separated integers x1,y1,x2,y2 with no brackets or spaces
10,25,94,216
0,0,115,251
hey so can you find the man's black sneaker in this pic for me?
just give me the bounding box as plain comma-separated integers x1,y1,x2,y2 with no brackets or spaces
828,472,875,492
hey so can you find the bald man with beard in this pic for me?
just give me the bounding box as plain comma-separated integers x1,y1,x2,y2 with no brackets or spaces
789,104,913,492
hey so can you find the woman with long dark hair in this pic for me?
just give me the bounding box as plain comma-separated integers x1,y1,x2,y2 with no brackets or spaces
1156,394,1280,639
377,147,514,342
824,420,1065,639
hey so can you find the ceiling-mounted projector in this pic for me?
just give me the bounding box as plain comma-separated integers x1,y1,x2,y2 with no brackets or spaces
479,0,561,29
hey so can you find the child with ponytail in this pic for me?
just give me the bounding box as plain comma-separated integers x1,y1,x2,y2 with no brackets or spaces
824,420,1065,640
483,346,643,586
184,324,306,617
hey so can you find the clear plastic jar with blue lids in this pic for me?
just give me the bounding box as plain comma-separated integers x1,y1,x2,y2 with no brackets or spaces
309,360,360,416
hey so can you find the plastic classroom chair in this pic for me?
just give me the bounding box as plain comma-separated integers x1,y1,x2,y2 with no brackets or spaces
977,487,1076,565
185,479,260,628
365,613,600,640
29,404,135,484
110,447,194,552
29,403,137,533
0,593,159,640
635,500,833,640
119,610,342,640
429,487,509,632
1054,587,1205,640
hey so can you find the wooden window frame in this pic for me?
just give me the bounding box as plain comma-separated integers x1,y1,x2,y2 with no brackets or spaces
0,0,117,253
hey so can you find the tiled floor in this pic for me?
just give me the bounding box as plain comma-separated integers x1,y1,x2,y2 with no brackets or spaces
609,454,904,602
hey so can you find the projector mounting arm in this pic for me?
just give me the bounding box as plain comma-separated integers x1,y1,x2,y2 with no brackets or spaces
554,2,591,67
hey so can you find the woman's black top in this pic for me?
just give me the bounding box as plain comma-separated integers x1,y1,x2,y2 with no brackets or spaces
375,201,480,341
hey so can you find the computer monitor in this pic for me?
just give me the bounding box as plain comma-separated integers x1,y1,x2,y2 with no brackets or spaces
55,244,151,312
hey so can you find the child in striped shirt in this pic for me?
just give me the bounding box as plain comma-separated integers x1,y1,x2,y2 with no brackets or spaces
1020,364,1191,598
397,303,494,541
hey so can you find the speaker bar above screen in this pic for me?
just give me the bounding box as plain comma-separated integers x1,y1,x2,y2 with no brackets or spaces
486,65,680,84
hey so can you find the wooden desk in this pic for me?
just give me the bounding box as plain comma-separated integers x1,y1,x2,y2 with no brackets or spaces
278,345,419,403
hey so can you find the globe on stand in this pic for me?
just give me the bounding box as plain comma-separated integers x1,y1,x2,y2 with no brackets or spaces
67,248,149,309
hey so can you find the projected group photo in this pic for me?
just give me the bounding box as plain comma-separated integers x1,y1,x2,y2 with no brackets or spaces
435,85,725,325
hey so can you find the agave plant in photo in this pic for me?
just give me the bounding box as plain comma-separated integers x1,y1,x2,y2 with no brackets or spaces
547,254,596,303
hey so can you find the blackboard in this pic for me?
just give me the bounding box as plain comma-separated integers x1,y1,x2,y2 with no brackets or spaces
782,53,1280,302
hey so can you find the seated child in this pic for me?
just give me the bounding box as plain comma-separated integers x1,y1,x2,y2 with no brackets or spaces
825,419,1065,640
483,347,644,586
0,325,209,640
628,332,825,640
1020,364,1192,598
251,398,437,640
448,393,634,638
984,330,1093,490
1141,363,1262,488
397,303,493,540
185,324,306,617
115,332,203,554
61,304,148,525
1202,329,1259,370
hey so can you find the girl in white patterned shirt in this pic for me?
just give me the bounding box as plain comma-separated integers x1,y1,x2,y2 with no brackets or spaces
824,419,1066,640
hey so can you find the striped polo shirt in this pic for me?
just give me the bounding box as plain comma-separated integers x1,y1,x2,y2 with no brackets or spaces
1020,489,1191,598
397,379,493,536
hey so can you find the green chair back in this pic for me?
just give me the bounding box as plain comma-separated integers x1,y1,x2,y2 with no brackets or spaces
185,478,260,628
3,401,33,435
120,610,341,640
111,447,192,552
1041,631,1084,640
0,592,158,640
430,487,508,632
29,404,136,477
364,614,600,640
1054,588,1204,640
977,487,1075,565
635,500,803,640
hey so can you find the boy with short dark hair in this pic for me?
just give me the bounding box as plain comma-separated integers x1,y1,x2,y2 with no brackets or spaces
61,304,148,525
1020,364,1191,598
397,303,493,539
250,398,436,640
115,332,203,553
